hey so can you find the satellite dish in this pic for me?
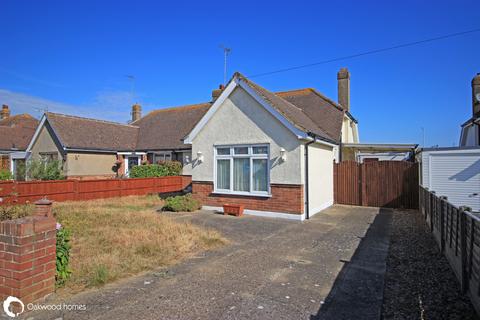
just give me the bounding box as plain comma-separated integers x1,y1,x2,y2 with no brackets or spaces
476,93,480,102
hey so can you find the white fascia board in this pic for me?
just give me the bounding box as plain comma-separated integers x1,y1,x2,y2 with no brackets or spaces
313,138,337,148
26,114,47,152
10,152,29,159
117,152,147,155
423,148,480,155
184,80,238,144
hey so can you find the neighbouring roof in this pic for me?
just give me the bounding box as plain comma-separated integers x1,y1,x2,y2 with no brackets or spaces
237,73,347,143
461,115,480,127
42,103,211,152
45,113,139,151
0,114,39,151
134,103,211,150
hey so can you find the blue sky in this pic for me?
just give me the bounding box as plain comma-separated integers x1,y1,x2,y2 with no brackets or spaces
0,0,479,147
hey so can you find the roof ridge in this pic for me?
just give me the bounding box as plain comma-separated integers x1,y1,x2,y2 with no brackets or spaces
132,102,211,124
46,112,139,128
277,88,344,112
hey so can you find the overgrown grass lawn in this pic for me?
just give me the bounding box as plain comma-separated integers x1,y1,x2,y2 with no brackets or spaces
53,196,225,292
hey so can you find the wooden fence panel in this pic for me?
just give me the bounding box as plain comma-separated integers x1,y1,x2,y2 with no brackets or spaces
334,161,418,209
0,175,191,205
333,161,361,206
420,186,480,315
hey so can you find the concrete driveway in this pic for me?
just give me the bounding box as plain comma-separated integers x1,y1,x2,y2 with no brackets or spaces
22,205,391,320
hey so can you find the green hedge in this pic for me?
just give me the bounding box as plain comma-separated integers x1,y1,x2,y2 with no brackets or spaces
162,194,201,212
129,161,182,178
0,169,12,181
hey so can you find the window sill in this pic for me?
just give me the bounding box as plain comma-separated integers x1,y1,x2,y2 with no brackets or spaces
212,191,272,198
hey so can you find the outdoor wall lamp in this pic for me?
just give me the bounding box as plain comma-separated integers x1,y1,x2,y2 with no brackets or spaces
279,148,287,161
197,151,204,163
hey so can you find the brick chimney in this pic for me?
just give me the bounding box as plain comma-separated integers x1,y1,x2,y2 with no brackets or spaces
472,73,480,116
212,84,225,102
337,68,350,111
131,103,142,122
1,104,10,120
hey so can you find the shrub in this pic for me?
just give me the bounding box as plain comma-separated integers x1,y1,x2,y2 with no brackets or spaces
0,203,32,221
56,223,72,287
129,161,182,178
0,169,12,181
27,159,64,181
162,194,201,212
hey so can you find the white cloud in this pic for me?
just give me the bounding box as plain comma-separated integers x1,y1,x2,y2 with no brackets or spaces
0,89,133,123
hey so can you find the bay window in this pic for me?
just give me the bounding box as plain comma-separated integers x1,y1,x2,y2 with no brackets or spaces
215,145,270,196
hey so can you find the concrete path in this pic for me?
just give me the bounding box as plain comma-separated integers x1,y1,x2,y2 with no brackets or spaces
22,205,392,320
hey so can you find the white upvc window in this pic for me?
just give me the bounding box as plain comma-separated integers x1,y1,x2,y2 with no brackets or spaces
214,144,270,196
153,152,172,163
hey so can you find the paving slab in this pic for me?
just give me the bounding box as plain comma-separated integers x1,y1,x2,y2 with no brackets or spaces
19,205,389,320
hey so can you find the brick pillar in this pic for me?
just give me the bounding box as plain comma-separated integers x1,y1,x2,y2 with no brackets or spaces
33,199,54,218
0,200,56,305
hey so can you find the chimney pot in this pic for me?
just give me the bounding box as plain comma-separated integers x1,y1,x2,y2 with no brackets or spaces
1,104,10,120
337,68,350,111
212,84,225,102
473,73,480,116
131,103,142,122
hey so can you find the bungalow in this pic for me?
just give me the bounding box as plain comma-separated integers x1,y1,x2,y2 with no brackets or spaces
0,105,39,179
184,69,359,220
27,104,210,179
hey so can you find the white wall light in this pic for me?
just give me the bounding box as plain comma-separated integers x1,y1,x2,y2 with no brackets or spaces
279,148,287,162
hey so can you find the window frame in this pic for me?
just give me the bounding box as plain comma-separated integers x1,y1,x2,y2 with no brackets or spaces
153,151,172,164
213,144,271,197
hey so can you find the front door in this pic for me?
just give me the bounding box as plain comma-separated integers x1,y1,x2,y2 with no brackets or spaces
125,156,140,177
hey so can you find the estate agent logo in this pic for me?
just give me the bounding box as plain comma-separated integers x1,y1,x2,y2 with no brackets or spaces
3,296,24,318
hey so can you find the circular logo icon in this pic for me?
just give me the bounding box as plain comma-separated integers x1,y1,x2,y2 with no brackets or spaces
3,296,24,318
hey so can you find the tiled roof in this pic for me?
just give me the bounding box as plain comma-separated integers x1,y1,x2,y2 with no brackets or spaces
134,103,211,150
37,72,350,151
276,88,344,143
0,114,39,151
45,113,139,151
237,73,344,143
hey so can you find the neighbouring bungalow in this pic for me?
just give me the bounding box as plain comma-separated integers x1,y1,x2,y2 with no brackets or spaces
27,103,210,179
0,105,39,178
184,69,359,220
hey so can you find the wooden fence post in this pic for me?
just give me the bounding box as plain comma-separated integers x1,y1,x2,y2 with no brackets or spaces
360,162,366,206
460,207,468,293
431,193,435,233
439,196,447,253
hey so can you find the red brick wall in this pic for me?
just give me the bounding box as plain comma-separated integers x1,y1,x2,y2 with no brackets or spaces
192,181,304,215
0,202,56,304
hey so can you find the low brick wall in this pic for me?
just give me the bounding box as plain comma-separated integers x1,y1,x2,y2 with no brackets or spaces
0,200,56,305
192,181,303,215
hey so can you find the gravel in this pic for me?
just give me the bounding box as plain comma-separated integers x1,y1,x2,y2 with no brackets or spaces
382,210,478,320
